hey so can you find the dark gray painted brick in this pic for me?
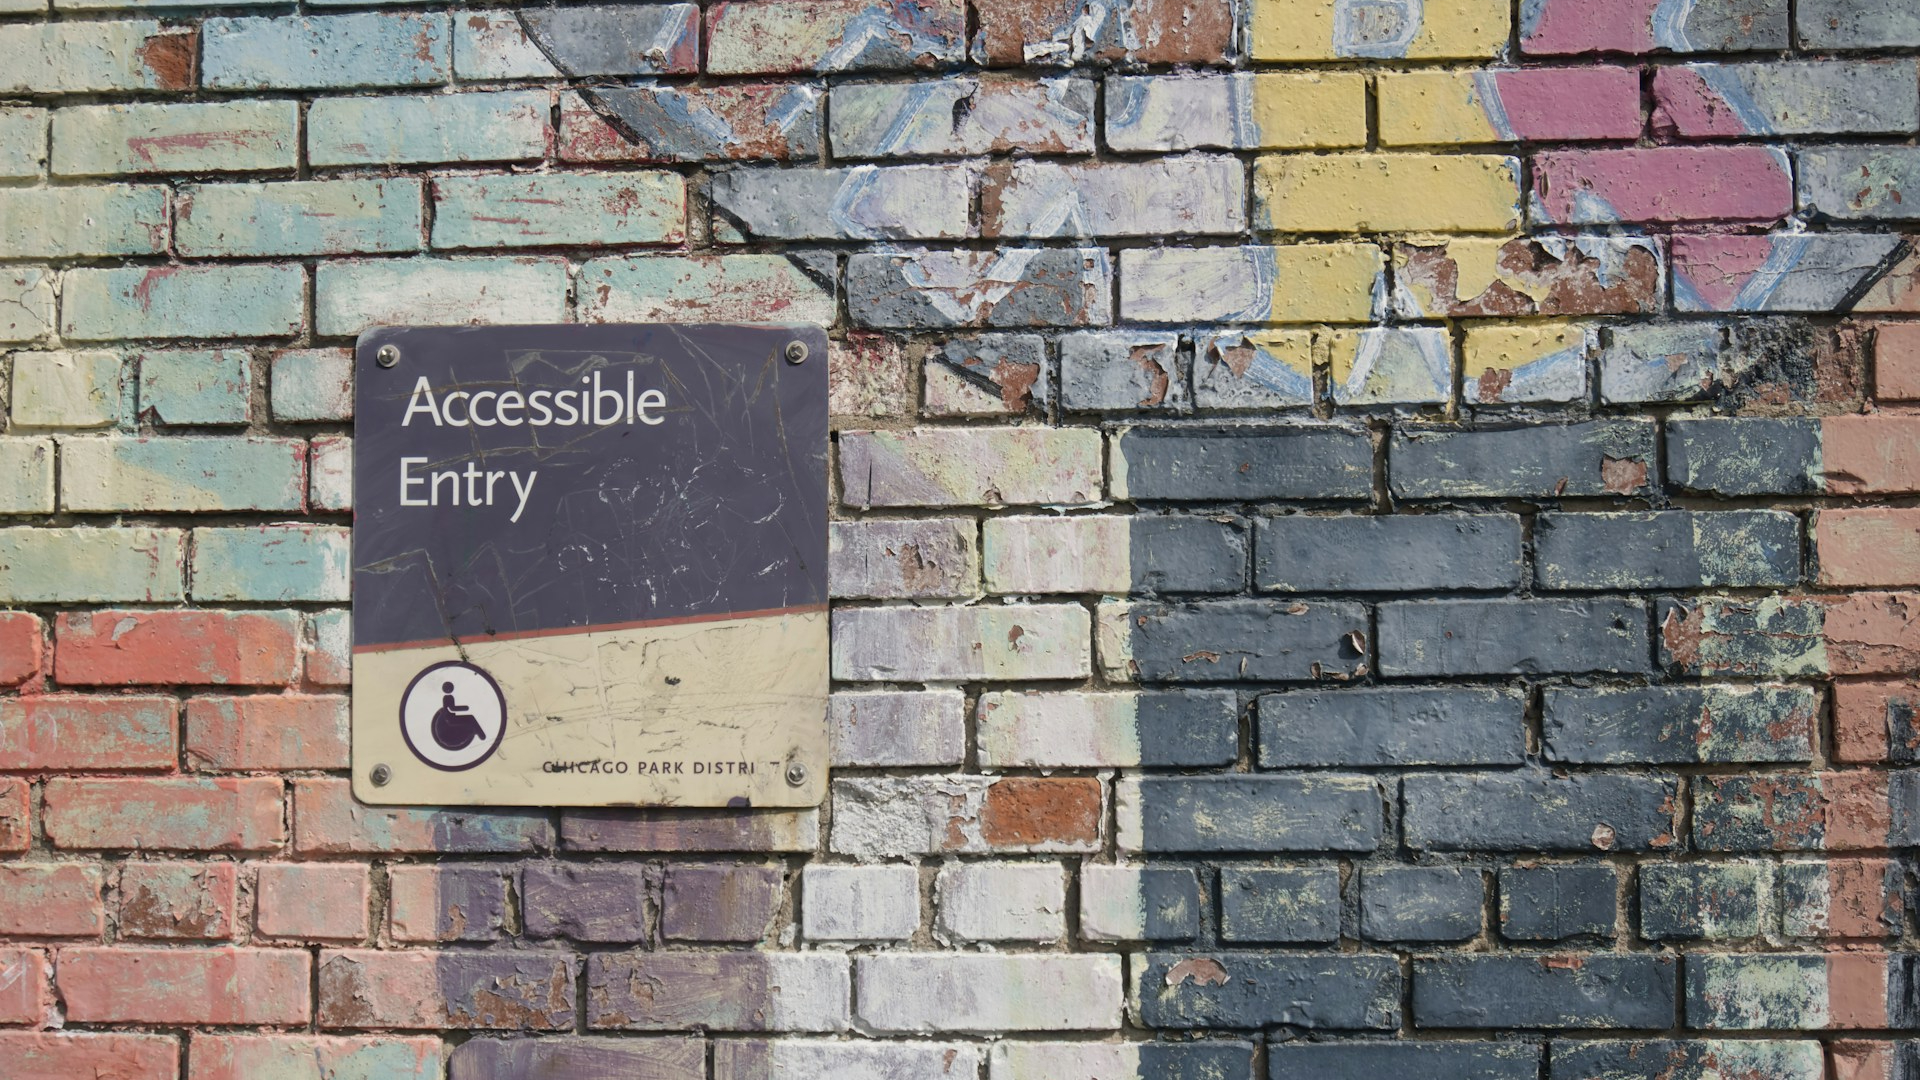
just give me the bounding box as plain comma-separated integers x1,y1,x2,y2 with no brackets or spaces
1126,600,1369,683
1499,864,1617,942
1665,418,1821,496
1639,862,1765,941
1258,687,1526,768
1657,597,1825,678
1141,1041,1258,1079
450,1037,704,1080
1140,867,1204,941
1360,866,1483,943
522,864,654,942
1135,952,1401,1031
1127,776,1383,853
1270,1041,1541,1080
1534,511,1801,590
1255,514,1522,593
1219,867,1341,944
1690,775,1827,851
1414,955,1678,1029
1895,771,1920,846
661,863,781,942
1132,515,1249,594
1390,421,1656,499
1139,691,1241,767
1544,685,1818,765
1798,0,1920,48
1116,427,1374,502
1550,1039,1829,1080
1379,599,1650,677
1405,773,1680,853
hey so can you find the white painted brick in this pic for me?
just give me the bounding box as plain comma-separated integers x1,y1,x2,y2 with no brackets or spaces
1080,865,1152,942
935,862,1067,942
983,515,1129,594
856,954,1124,1032
802,864,919,942
717,1039,982,1080
831,603,1090,682
830,517,980,599
829,691,966,768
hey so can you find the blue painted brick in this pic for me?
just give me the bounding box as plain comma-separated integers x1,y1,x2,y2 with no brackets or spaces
1219,867,1341,944
202,13,449,89
1499,864,1617,941
136,349,250,426
1258,688,1527,768
1414,955,1678,1029
1360,866,1483,943
1255,513,1523,592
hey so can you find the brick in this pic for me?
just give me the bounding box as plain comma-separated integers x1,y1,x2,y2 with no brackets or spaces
802,864,918,942
975,0,1230,65
1687,953,1913,1030
1405,773,1679,852
979,690,1237,768
0,865,103,935
1192,331,1319,410
62,264,305,341
1107,72,1366,152
1824,415,1920,495
190,525,348,603
1216,867,1337,944
833,603,1087,681
52,100,296,176
1819,509,1920,587
1273,1043,1540,1080
1598,323,1730,403
830,518,978,599
1081,864,1201,942
1251,0,1506,59
579,253,834,325
1117,775,1381,853
1800,147,1920,221
0,108,46,178
9,350,122,429
1325,325,1450,404
1391,420,1656,499
1134,952,1399,1030
1256,153,1520,233
829,690,965,767
256,864,368,941
119,861,235,940
1834,680,1920,764
1545,685,1815,765
935,862,1065,943
720,1040,979,1080
1395,237,1663,318
984,157,1243,239
1692,771,1910,851
56,609,300,686
1259,687,1526,768
923,333,1049,416
840,428,1100,508
562,807,816,852
1672,233,1904,313
0,949,49,1024
317,257,564,337
830,331,911,420
1658,596,1826,678
834,76,1093,157
1640,861,1764,941
1499,864,1616,941
985,514,1243,595
1381,598,1649,677
304,611,351,688
0,612,42,686
454,6,698,79
661,863,780,943
0,780,27,851
1665,418,1820,496
1360,866,1481,943
295,778,552,855
709,0,963,73
4,1034,177,1080
1380,68,1641,145
1537,510,1800,591
0,186,166,259
1800,0,1920,47
0,269,55,344
319,950,575,1030
831,776,1102,857
0,438,54,514
434,172,683,249
559,86,821,164
1113,426,1373,502
192,1036,443,1080
453,1038,701,1080
1106,599,1368,684
1655,62,1918,139
0,22,195,93
1551,1041,1823,1080
136,349,249,426
203,14,447,89
589,952,847,1031
849,248,1110,328
0,527,182,603
1057,331,1185,412
1531,147,1791,225
1522,0,1786,52
61,947,309,1024
1779,858,1906,940
1415,955,1676,1029
1256,513,1520,593
716,164,971,241
1826,1041,1920,1080
177,179,420,258
1121,244,1383,324
858,954,1120,1032
388,865,508,942
46,778,282,852
1461,321,1592,404
268,350,351,424
0,694,176,770
308,91,550,167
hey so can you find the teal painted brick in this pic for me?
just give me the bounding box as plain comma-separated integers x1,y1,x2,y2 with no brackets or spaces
59,436,305,512
271,349,352,422
202,14,448,90
0,0,46,12
314,257,567,336
136,349,251,426
191,525,349,602
0,269,56,344
177,179,423,257
56,0,279,9
0,186,166,258
9,351,123,430
0,109,46,179
0,439,54,514
52,101,298,177
454,6,700,79
308,92,549,167
309,436,352,512
0,23,195,94
62,265,305,342
432,172,684,249
0,526,184,603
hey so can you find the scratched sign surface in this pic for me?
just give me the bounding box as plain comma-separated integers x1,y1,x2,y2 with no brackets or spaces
351,324,829,807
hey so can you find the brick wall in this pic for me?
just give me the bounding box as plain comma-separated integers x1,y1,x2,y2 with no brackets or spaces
1,0,1917,1076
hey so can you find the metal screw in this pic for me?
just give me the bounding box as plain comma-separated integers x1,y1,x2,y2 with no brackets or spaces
784,341,808,365
370,764,392,787
375,344,401,368
784,761,808,787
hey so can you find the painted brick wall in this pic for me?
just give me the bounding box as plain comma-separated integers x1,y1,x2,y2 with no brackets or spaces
0,0,1917,1076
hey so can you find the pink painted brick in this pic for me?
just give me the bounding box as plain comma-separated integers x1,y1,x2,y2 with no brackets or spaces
0,694,177,771
1531,147,1792,225
0,611,42,686
0,780,28,853
44,777,285,852
5,1033,178,1080
119,861,237,940
256,863,370,941
59,946,311,1025
0,948,50,1024
190,1035,442,1080
55,609,301,687
185,694,349,771
0,864,104,936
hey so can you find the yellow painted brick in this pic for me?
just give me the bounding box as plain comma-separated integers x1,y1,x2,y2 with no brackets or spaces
1377,71,1503,145
1269,243,1385,323
1254,153,1521,234
1462,320,1583,372
1251,0,1508,61
9,350,121,429
1461,319,1592,403
1252,73,1368,149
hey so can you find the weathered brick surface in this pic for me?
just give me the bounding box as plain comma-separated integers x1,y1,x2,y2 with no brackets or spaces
119,861,234,940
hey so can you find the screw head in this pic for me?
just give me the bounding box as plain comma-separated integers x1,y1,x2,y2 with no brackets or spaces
784,761,808,787
784,341,808,365
370,764,392,787
375,344,401,368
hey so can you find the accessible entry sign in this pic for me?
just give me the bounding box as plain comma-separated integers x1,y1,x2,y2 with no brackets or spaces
350,324,829,808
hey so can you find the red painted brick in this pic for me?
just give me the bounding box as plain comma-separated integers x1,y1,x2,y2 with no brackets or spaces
190,1035,442,1080
1825,592,1920,677
185,693,348,771
1875,323,1920,402
4,1033,177,1080
56,609,300,687
1818,509,1920,587
0,694,177,771
0,948,51,1024
59,946,311,1025
256,863,369,941
119,861,237,940
0,864,104,936
0,612,43,686
0,779,28,853
293,778,551,855
44,777,284,852
1822,414,1920,496
1833,680,1919,764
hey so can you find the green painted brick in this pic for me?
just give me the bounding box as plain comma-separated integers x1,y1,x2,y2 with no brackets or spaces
0,22,194,94
0,526,184,603
0,186,167,258
202,13,448,90
59,436,306,512
177,179,423,258
308,92,549,167
0,270,55,345
136,349,251,426
0,108,46,179
191,525,349,602
314,257,567,336
62,265,305,342
431,172,685,249
0,438,55,514
271,349,352,422
9,351,124,430
52,101,297,177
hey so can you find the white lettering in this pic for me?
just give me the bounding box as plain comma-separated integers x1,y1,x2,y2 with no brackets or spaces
399,457,429,504
509,471,537,523
401,378,441,426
